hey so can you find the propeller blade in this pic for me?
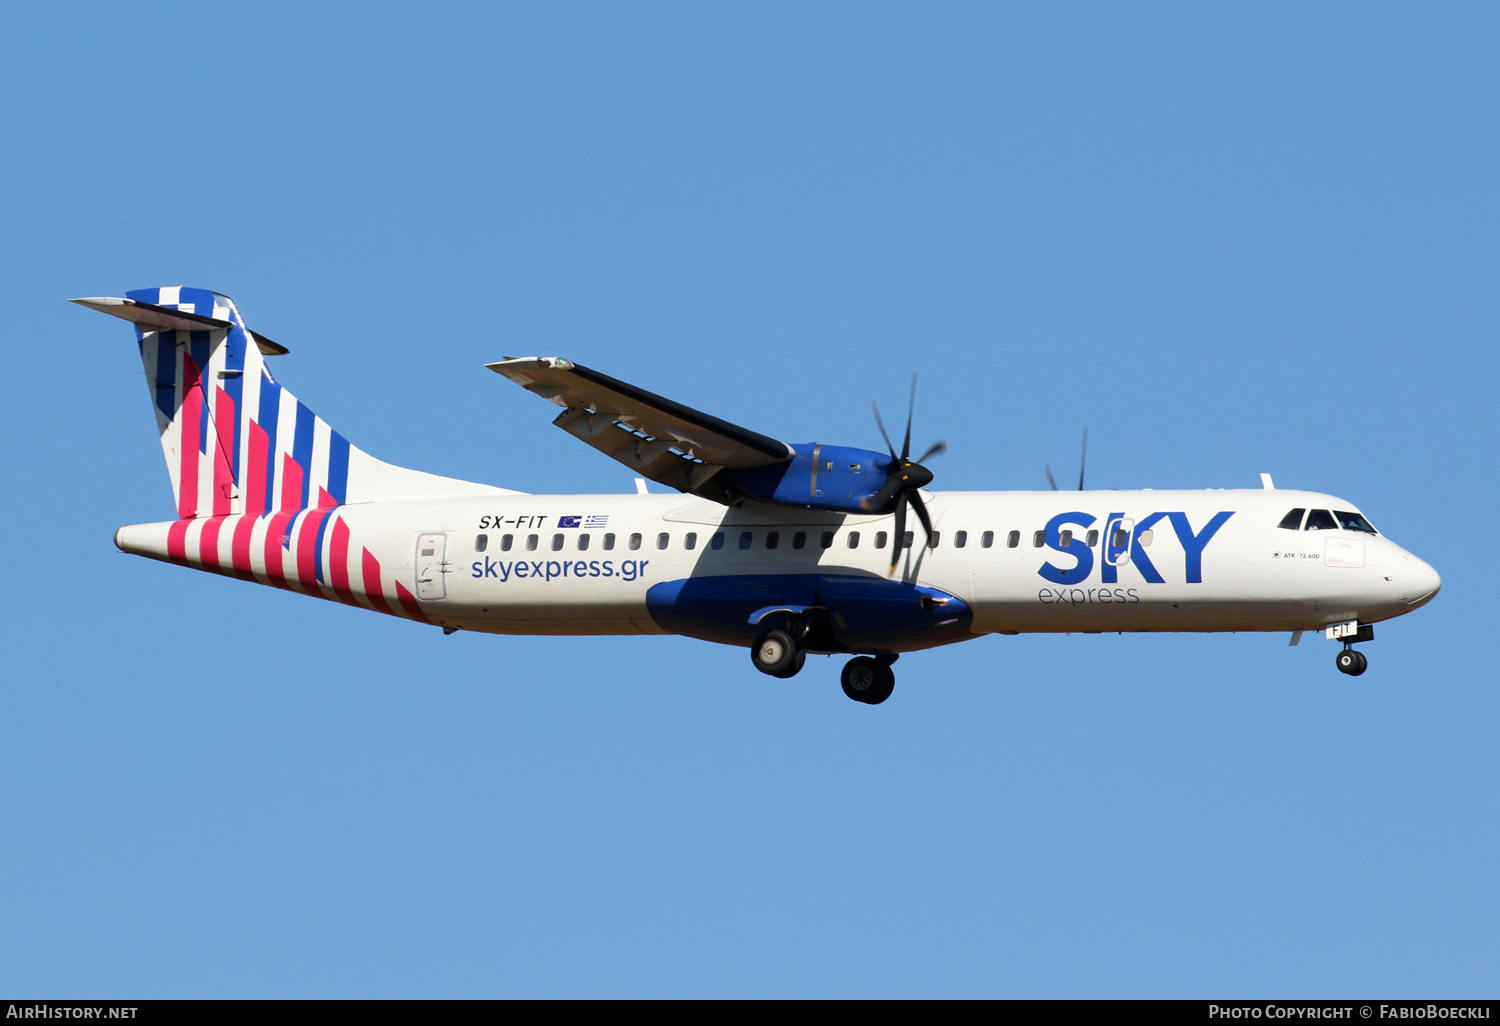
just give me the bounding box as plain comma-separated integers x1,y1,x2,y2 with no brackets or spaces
901,375,916,460
862,472,905,513
916,440,947,465
1045,464,1059,490
1078,427,1088,491
888,495,908,577
909,488,935,547
871,401,896,458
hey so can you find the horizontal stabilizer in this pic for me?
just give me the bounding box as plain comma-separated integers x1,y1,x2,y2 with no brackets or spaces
72,296,288,355
490,356,791,501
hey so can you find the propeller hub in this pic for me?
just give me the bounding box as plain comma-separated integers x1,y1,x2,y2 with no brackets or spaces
902,461,933,491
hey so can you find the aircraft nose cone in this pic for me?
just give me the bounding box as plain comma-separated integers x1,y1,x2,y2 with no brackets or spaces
1400,556,1441,609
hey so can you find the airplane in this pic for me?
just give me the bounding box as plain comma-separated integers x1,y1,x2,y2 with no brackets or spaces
75,286,1442,704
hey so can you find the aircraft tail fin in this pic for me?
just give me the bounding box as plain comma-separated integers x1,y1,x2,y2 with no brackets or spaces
75,286,516,521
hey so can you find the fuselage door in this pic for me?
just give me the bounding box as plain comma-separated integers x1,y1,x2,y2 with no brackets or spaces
1104,516,1135,567
415,532,449,600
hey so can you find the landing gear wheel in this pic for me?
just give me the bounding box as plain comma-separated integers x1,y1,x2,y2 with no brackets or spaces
841,657,896,704
751,629,803,678
1336,648,1368,676
783,648,807,679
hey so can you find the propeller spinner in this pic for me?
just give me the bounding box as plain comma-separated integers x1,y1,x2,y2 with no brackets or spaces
865,377,946,576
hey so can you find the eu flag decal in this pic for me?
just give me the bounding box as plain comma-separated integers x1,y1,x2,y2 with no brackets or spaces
558,515,582,528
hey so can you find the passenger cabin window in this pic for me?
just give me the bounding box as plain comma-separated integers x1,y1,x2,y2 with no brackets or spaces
1032,530,1045,548
1059,529,1073,546
475,534,488,553
1138,529,1153,547
930,532,941,548
578,534,590,551
1007,531,1019,548
982,531,994,549
955,531,967,549
875,531,888,549
902,531,914,549
656,532,669,550
820,531,834,549
602,533,615,551
526,534,539,551
792,531,807,550
847,531,860,549
501,534,514,551
1113,529,1129,549
1086,530,1098,547
1304,509,1338,531
766,531,780,550
685,532,698,550
1278,508,1306,531
711,532,725,550
1335,511,1378,534
629,533,643,550
551,534,564,551
739,531,753,550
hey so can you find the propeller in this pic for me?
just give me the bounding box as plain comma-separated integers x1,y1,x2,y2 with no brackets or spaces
1046,428,1088,491
865,376,946,576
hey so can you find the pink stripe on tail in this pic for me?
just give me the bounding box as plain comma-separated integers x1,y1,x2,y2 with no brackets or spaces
167,519,190,563
295,506,331,597
177,353,203,520
211,387,235,517
394,582,431,624
280,452,304,515
198,515,227,571
245,421,269,517
361,547,395,616
329,518,358,606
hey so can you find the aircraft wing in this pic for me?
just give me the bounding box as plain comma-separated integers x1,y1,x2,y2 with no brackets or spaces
488,357,791,500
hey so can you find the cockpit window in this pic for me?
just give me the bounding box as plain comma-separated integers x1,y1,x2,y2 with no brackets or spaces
1335,510,1378,535
1304,509,1338,531
1277,508,1306,531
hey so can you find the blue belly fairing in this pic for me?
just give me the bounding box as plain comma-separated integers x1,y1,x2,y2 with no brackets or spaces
645,573,974,653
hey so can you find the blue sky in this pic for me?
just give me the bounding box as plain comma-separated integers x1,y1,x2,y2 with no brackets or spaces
1,2,1495,997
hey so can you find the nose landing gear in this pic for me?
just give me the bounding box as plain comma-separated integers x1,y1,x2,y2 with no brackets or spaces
841,655,896,704
1328,620,1374,676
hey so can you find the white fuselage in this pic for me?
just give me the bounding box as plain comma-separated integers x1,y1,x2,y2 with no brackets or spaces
115,486,1441,650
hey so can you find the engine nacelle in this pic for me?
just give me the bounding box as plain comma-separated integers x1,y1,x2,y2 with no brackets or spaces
716,443,894,513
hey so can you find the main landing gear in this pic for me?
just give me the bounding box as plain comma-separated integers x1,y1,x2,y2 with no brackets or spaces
751,629,805,679
841,655,896,705
748,628,898,704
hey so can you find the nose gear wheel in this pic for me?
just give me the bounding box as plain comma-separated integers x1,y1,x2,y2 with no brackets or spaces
1336,648,1368,676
